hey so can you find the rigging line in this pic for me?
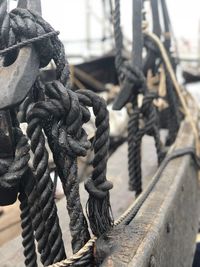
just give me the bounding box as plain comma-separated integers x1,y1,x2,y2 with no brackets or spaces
144,30,200,155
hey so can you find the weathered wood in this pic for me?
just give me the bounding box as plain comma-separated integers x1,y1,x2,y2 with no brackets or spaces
96,120,200,267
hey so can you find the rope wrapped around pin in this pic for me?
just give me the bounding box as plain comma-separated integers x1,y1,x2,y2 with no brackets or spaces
120,60,146,89
128,92,163,195
0,0,69,84
41,83,114,237
113,60,146,110
26,80,113,249
26,80,91,253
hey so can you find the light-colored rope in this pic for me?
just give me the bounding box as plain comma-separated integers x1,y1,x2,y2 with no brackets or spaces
143,30,200,156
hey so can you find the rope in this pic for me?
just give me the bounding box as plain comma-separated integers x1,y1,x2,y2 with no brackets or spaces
128,93,163,194
0,1,69,84
77,90,114,236
39,81,91,253
21,80,113,253
113,0,123,76
26,113,66,265
48,144,200,267
144,30,200,155
0,128,30,189
18,191,38,267
0,30,60,56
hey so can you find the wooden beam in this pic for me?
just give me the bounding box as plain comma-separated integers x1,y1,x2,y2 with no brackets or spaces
96,119,200,267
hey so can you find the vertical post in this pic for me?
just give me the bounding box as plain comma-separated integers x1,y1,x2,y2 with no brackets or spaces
0,0,16,206
102,0,106,53
160,0,171,50
86,0,91,52
151,0,161,37
0,111,16,205
198,20,200,68
132,0,143,69
18,0,42,14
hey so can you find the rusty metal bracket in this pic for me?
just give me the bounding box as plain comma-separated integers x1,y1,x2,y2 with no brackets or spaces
0,0,42,205
0,0,41,110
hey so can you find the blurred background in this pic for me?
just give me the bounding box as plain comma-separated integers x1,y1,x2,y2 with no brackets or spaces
9,0,200,62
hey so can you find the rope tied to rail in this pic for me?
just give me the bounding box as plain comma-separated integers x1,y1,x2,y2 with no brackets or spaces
113,0,164,196
0,0,69,84
128,92,164,194
1,0,200,266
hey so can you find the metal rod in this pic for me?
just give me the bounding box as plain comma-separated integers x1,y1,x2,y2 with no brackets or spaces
132,0,143,68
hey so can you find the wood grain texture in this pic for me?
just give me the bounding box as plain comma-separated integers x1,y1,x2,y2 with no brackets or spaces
0,134,158,267
97,120,200,267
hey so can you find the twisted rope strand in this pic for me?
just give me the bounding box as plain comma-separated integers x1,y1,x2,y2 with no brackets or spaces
26,115,66,265
27,81,91,253
18,191,38,267
77,90,113,236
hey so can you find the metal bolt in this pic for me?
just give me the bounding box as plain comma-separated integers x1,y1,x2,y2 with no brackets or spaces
149,255,156,267
166,222,172,233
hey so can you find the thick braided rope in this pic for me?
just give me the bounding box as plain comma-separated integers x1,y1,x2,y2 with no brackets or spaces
0,123,54,265
127,108,141,194
0,126,38,267
165,70,180,145
18,191,38,267
9,115,54,266
113,0,124,76
46,82,91,253
27,81,91,253
48,142,200,267
0,1,69,85
128,93,162,195
77,90,114,237
0,4,72,263
23,167,53,265
26,112,66,265
14,116,55,265
141,94,163,165
27,83,113,245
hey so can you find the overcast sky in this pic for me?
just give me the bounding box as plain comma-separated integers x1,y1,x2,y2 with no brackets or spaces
10,1,200,56
40,1,200,40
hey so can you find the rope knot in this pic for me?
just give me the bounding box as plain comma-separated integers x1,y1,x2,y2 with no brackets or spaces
121,61,146,89
85,178,113,199
57,126,91,158
0,2,66,71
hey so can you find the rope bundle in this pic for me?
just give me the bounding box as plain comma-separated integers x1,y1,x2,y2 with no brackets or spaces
0,1,113,266
0,0,197,266
128,93,163,195
113,0,164,196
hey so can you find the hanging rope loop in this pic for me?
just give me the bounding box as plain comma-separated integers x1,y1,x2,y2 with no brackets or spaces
85,178,113,199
